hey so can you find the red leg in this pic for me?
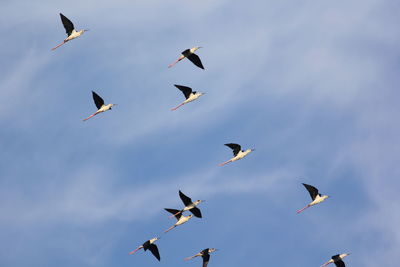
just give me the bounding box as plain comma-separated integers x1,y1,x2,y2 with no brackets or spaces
83,112,99,121
171,103,185,111
218,159,232,166
168,57,183,68
129,246,143,255
51,41,66,51
164,225,175,233
296,204,311,214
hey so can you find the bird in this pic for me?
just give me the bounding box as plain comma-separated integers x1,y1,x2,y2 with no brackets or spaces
168,47,204,69
83,91,116,121
320,253,350,267
52,13,88,50
164,208,193,233
297,183,330,214
168,190,205,218
184,248,218,267
171,85,204,111
219,143,254,166
128,237,161,261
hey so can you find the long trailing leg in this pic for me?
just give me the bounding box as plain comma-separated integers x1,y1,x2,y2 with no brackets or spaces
164,225,176,233
171,103,185,111
51,40,67,50
83,111,100,121
169,209,183,218
218,159,232,166
296,204,311,214
168,56,184,68
184,254,200,261
128,246,143,255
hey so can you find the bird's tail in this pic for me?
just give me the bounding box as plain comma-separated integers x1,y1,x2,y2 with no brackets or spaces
83,111,99,121
218,159,232,166
171,103,185,111
51,41,66,51
296,204,311,214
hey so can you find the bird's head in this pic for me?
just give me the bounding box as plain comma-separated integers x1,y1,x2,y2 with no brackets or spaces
79,29,89,34
150,237,159,243
340,253,350,259
322,195,330,200
188,214,193,219
209,248,218,253
194,200,205,205
108,103,117,110
191,46,202,52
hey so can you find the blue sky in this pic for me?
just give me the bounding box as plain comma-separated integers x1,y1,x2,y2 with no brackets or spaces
0,0,399,266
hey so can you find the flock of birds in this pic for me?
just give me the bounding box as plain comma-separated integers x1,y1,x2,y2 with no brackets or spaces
52,13,350,267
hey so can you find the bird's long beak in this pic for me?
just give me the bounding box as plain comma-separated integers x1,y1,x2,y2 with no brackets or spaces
85,29,90,32
251,148,256,151
156,236,161,240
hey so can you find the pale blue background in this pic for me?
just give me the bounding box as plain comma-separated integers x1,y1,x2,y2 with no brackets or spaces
0,0,399,266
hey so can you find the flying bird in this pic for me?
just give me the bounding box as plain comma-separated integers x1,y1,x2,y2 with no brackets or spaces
129,237,161,261
184,248,217,267
171,85,204,111
297,183,330,214
83,91,116,121
168,47,204,69
52,13,88,50
169,190,204,218
320,253,350,267
164,208,193,233
219,143,254,166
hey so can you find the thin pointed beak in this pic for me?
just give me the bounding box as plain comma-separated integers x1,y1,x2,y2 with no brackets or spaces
85,29,90,32
252,148,256,151
157,237,161,240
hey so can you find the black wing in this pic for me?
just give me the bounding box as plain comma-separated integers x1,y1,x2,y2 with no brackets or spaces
148,244,161,261
202,253,210,267
190,207,202,218
92,91,104,109
224,143,241,156
179,190,193,206
302,183,319,200
187,54,204,69
174,85,192,99
334,260,345,267
164,208,182,220
60,13,74,36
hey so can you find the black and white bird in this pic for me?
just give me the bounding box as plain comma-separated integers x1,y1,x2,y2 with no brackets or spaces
169,190,204,218
164,208,193,233
83,91,116,121
219,143,254,166
320,253,350,267
297,183,330,214
184,248,218,267
52,13,88,50
168,47,204,69
171,85,204,111
128,237,161,261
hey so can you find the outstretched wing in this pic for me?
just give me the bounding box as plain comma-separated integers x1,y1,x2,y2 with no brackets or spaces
92,91,105,110
224,143,241,156
164,208,182,220
187,54,204,69
60,13,74,36
202,253,210,267
302,183,319,200
190,207,202,218
148,244,161,261
174,85,192,99
179,190,193,206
